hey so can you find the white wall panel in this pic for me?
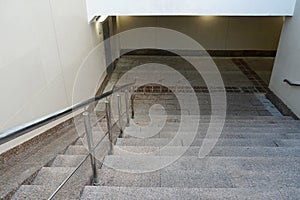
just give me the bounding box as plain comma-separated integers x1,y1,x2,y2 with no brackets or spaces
0,0,105,153
270,0,300,117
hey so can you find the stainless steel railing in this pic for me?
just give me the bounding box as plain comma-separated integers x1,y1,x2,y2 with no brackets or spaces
0,82,135,199
48,84,135,199
83,87,135,185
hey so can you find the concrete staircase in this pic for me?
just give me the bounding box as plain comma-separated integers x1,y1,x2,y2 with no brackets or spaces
80,105,300,199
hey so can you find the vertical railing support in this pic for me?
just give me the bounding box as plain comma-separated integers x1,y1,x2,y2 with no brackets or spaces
125,90,130,127
105,100,113,155
117,93,123,138
83,111,99,186
131,86,135,119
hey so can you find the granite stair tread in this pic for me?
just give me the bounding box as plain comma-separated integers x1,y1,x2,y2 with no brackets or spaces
113,146,300,157
64,145,89,155
125,131,300,139
103,155,300,171
12,185,54,200
125,127,300,133
81,186,300,200
32,167,75,187
133,115,294,120
127,121,300,127
116,138,300,147
96,168,300,188
51,155,87,167
124,126,300,134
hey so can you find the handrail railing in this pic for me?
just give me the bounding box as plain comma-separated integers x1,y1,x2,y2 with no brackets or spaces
0,82,135,199
0,82,134,145
284,79,300,87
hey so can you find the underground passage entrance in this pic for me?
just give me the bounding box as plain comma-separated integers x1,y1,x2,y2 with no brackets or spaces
2,15,300,199
107,16,283,87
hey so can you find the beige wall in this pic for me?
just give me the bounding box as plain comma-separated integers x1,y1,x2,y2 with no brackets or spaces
270,1,300,118
117,16,283,50
0,0,105,153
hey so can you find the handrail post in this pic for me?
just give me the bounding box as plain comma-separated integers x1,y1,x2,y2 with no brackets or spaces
125,90,130,127
105,100,113,155
83,111,99,186
117,93,123,138
131,86,135,119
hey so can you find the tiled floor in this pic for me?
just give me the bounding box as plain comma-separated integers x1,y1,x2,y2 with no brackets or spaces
109,55,281,117
113,56,273,94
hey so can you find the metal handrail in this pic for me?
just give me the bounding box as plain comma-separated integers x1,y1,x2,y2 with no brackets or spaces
49,86,134,199
0,80,135,200
0,81,135,199
0,82,134,145
48,108,129,200
284,79,300,87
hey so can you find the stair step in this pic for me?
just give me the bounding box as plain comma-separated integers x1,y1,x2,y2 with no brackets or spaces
124,127,300,135
64,145,89,155
103,156,300,172
135,110,273,116
132,115,294,121
134,115,299,124
12,185,53,200
76,127,109,144
51,155,87,167
116,138,300,147
125,131,300,139
130,125,300,132
160,170,300,189
32,167,75,187
130,118,300,126
97,168,300,188
81,186,300,200
98,168,160,187
113,146,300,157
134,115,294,120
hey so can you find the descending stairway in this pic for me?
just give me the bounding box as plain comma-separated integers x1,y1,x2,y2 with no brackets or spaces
80,92,300,199
9,56,300,199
